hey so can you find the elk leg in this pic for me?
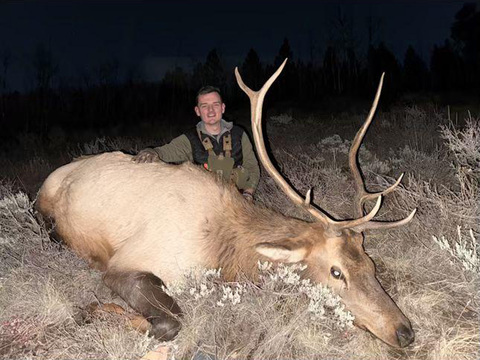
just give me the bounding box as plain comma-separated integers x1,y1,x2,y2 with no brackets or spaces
103,270,182,341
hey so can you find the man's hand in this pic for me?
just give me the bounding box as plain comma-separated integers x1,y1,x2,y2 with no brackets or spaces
133,148,160,163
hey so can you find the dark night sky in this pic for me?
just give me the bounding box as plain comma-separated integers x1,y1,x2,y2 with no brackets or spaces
0,0,466,91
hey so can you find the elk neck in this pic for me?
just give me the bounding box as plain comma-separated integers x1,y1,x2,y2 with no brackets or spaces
203,192,325,281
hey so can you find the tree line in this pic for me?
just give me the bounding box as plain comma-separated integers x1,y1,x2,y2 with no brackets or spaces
0,3,478,143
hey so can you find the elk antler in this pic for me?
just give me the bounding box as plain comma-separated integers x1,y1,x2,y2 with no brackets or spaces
348,73,416,232
235,59,385,233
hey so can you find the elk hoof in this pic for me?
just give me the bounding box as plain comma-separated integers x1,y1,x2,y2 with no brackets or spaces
396,324,415,347
150,316,182,341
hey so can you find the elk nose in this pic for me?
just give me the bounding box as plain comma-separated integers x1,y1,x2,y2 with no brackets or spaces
396,324,415,347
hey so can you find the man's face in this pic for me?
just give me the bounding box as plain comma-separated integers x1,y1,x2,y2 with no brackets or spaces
194,92,225,127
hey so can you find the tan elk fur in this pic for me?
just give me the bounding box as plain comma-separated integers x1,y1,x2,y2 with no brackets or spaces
37,151,319,281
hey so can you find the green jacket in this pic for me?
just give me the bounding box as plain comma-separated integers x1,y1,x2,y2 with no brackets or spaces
153,120,260,191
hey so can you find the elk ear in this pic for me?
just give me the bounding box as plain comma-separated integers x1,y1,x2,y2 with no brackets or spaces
255,240,310,263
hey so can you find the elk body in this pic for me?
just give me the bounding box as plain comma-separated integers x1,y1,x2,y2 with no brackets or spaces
36,60,416,348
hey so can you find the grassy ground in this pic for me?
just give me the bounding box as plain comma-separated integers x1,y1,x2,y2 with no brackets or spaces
0,104,478,359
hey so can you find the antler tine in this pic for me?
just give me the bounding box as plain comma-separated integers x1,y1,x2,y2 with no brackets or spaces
304,189,312,206
235,59,334,227
352,208,417,233
346,73,416,231
349,73,385,218
334,195,382,230
357,173,404,209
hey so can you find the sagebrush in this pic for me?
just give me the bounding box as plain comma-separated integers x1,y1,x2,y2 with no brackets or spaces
0,107,478,360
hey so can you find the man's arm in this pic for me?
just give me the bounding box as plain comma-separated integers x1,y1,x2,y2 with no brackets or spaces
241,132,260,193
153,134,193,163
134,134,193,163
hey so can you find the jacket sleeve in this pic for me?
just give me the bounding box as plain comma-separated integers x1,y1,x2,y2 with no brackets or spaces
241,132,260,191
153,134,193,163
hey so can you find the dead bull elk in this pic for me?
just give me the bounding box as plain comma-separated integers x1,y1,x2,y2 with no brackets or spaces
36,59,416,348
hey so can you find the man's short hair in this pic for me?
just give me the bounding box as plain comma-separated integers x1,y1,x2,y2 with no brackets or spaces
196,86,222,105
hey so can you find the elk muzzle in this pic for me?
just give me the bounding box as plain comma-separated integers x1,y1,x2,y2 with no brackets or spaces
396,323,415,348
354,314,414,348
343,270,415,348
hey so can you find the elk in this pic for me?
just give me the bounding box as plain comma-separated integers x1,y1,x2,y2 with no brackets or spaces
36,59,416,348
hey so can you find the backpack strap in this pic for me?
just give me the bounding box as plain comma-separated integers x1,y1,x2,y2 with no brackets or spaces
223,133,232,158
197,128,215,156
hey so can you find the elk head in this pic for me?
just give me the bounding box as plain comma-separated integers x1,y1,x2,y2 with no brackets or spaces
235,59,416,348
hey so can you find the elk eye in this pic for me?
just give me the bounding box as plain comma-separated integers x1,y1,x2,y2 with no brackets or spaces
330,267,344,280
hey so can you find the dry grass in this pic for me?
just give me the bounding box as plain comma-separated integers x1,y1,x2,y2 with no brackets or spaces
0,106,479,359
166,264,356,360
0,192,158,359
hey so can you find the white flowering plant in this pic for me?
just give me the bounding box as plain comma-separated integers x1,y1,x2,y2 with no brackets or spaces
163,268,246,307
258,262,354,328
168,261,357,360
432,226,479,274
165,262,354,328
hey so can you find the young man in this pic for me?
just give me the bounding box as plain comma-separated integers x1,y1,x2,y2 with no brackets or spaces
133,86,260,200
